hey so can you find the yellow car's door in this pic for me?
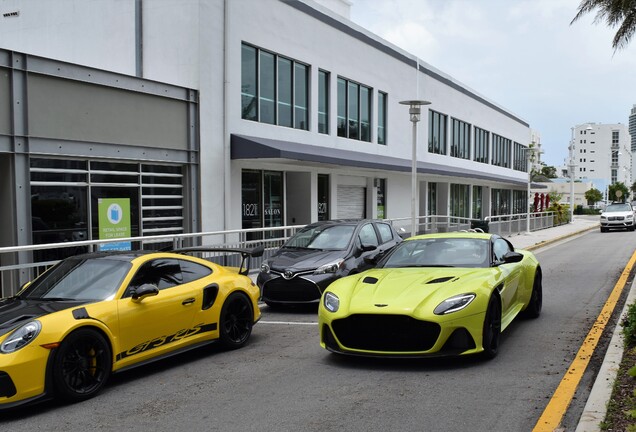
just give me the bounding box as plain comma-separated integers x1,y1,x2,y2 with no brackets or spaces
115,257,202,368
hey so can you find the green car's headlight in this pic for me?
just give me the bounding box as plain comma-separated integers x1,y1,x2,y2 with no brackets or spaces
314,260,344,275
434,294,476,315
324,292,340,312
0,320,42,353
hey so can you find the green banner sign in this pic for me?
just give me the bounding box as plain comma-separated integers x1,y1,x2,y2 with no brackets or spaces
98,198,131,251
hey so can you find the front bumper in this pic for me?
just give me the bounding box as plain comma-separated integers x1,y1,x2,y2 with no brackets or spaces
0,344,51,409
258,272,336,304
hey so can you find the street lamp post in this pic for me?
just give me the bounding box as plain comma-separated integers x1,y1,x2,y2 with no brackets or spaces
568,127,576,223
400,100,431,237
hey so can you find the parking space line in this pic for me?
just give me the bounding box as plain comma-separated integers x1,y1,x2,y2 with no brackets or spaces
532,248,636,431
258,320,318,326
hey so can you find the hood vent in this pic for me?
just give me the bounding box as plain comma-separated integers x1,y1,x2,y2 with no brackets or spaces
427,276,456,284
362,276,378,284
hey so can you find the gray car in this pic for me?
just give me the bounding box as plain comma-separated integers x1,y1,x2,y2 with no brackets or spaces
257,219,402,307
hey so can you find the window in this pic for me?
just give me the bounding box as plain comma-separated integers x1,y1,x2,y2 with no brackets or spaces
472,186,483,219
428,110,447,155
318,70,329,134
513,190,527,214
378,91,387,145
474,127,489,164
240,43,309,130
358,223,379,247
491,189,511,215
241,169,284,240
376,178,386,218
450,184,470,220
337,77,372,142
376,222,394,243
492,134,511,168
127,259,183,294
513,142,528,172
318,174,329,221
451,118,471,159
428,183,437,215
180,260,212,283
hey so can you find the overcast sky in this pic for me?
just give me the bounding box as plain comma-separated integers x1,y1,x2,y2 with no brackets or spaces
348,0,636,167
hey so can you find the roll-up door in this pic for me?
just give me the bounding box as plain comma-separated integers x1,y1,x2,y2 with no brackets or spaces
337,185,366,219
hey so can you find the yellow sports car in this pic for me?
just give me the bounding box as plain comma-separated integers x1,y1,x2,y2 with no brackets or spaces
0,246,262,409
319,232,542,359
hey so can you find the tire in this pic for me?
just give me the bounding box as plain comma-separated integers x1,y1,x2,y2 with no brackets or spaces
522,269,542,319
481,295,501,360
219,292,254,349
52,328,112,403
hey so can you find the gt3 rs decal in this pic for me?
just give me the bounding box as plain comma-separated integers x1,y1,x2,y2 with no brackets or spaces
116,323,217,361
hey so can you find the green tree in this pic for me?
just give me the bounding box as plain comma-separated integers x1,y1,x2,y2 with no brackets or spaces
609,181,629,202
585,187,603,205
571,0,636,51
631,181,636,200
540,165,558,179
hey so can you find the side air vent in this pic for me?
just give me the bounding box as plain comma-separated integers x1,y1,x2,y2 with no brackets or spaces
427,276,456,284
202,284,219,310
362,276,378,284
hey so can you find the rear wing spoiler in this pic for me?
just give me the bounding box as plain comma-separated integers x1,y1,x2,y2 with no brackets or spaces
172,245,264,276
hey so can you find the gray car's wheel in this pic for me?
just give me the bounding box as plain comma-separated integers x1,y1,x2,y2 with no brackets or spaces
220,292,253,349
52,328,112,402
522,269,542,319
481,295,501,360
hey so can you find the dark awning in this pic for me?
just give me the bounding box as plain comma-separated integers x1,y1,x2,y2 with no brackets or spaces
231,134,547,189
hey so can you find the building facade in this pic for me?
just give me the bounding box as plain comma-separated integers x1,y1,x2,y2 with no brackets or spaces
0,0,536,254
570,123,632,199
629,105,636,153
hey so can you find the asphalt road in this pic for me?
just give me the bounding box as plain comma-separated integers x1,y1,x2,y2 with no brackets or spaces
1,228,634,431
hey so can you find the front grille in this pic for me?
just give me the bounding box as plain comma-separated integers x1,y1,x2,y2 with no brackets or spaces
262,277,322,302
0,371,17,398
331,314,440,352
608,216,625,221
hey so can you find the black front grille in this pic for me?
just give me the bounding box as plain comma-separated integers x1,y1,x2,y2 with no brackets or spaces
331,314,441,352
262,277,322,302
0,371,17,398
609,216,625,221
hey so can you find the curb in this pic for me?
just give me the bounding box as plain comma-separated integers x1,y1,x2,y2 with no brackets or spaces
524,225,599,251
575,277,636,431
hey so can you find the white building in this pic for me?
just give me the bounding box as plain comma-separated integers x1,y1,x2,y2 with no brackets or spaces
0,0,537,257
568,123,631,199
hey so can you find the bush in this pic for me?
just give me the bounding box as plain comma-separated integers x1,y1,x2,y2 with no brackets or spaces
623,302,636,346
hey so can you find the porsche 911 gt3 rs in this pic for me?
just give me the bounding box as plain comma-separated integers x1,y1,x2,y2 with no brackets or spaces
319,232,542,359
0,246,262,409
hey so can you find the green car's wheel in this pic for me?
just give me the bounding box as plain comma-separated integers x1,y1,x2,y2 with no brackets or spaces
522,269,542,319
52,328,112,402
220,293,253,349
481,295,501,359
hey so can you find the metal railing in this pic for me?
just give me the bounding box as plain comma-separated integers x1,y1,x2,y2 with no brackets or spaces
0,212,556,297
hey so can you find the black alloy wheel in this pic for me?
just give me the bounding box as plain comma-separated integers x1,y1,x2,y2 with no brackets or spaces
52,328,112,402
481,295,502,360
220,292,253,349
522,269,543,319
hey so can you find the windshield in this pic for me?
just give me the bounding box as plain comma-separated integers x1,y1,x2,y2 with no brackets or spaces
284,224,355,250
20,257,132,301
381,238,490,268
605,204,632,212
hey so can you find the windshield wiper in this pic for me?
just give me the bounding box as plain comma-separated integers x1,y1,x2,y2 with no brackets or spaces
29,297,78,302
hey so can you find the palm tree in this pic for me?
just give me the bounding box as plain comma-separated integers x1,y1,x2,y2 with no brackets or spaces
571,0,636,51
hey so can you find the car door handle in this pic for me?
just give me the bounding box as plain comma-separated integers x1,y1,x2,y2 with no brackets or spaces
182,298,196,306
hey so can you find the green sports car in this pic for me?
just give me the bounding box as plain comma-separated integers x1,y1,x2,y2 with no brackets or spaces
318,232,542,359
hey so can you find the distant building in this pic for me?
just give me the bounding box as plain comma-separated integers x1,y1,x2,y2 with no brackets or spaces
568,123,632,200
629,105,636,153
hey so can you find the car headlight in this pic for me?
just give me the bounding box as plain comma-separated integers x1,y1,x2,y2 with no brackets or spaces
260,261,270,273
323,292,340,312
0,320,42,353
627,214,634,220
314,260,344,275
434,294,476,315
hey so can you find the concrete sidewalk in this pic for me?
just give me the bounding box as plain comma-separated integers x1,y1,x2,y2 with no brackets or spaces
504,214,600,251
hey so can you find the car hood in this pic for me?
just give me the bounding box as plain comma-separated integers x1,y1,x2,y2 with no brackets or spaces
0,297,89,337
336,267,492,314
268,248,347,272
601,211,633,217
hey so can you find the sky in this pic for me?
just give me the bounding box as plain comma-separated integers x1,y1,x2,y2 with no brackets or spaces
348,0,636,167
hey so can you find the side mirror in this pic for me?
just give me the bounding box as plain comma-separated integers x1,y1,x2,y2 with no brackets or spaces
360,244,377,252
502,251,523,264
131,283,159,302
